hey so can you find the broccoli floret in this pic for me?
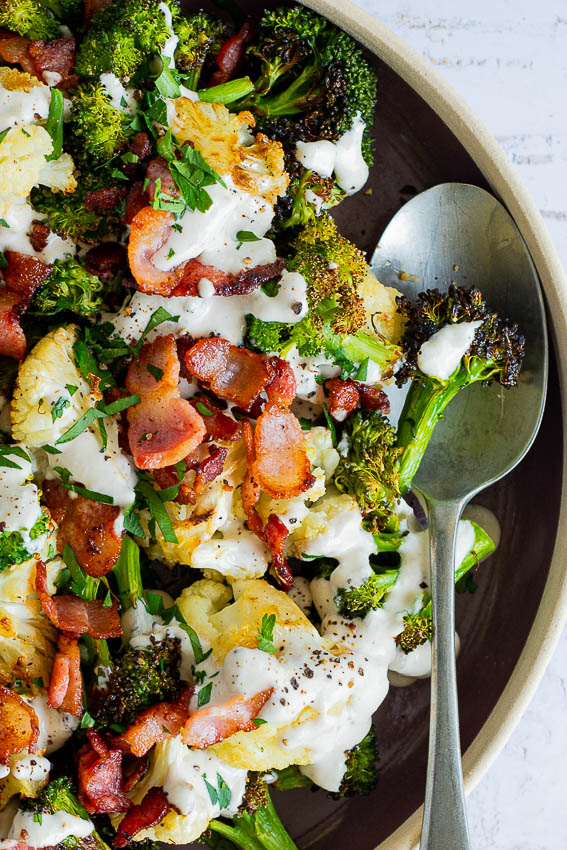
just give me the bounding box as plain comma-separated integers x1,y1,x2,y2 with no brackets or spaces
75,0,174,81
0,512,50,573
335,568,399,619
30,257,107,316
395,285,526,493
394,520,495,652
23,777,111,850
93,636,182,728
174,10,227,89
0,0,60,40
205,773,298,850
332,727,379,797
334,410,403,534
30,184,124,244
272,765,314,792
222,6,377,162
279,167,345,231
68,84,130,166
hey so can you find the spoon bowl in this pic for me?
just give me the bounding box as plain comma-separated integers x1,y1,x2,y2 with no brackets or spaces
371,183,548,848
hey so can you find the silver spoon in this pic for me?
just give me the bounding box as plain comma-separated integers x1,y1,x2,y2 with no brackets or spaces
370,183,548,849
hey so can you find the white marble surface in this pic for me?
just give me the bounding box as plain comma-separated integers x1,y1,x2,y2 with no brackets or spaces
354,1,567,847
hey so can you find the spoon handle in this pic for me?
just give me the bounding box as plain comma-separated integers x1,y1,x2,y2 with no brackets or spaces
420,498,471,850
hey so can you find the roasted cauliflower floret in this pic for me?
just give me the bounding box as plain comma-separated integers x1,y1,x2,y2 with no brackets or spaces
358,269,405,344
304,426,340,481
0,558,60,686
11,325,99,447
176,579,233,645
0,124,76,217
171,99,288,203
288,491,362,556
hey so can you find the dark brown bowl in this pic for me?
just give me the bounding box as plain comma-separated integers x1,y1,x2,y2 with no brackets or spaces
179,1,565,847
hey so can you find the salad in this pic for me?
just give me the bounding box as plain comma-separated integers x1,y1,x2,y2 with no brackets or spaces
0,2,526,849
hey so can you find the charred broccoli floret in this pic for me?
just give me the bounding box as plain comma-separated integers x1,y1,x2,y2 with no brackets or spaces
23,777,110,850
332,727,379,797
0,512,49,573
333,410,402,534
221,6,377,162
174,10,227,88
30,184,124,244
205,772,298,850
75,0,175,81
68,84,130,166
335,568,399,619
0,0,60,40
30,257,107,316
395,285,525,493
394,520,495,652
280,167,345,230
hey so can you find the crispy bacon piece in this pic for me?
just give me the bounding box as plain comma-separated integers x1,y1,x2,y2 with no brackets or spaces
113,787,170,848
29,221,51,252
185,338,273,413
129,132,152,162
122,756,148,793
209,22,254,86
0,290,26,361
152,464,192,504
85,185,127,212
325,378,390,420
253,405,314,500
265,356,296,406
190,445,228,498
325,377,360,421
241,418,263,537
48,633,82,716
109,687,193,758
0,685,39,763
28,38,75,80
145,156,179,204
78,730,131,814
128,207,182,293
0,30,35,73
356,382,390,412
124,181,148,225
171,257,285,298
263,513,293,590
3,251,52,300
43,479,124,578
35,561,122,638
85,243,126,281
182,687,274,749
126,335,206,469
190,397,241,442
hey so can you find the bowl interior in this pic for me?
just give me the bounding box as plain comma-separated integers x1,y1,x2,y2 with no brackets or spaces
181,3,563,847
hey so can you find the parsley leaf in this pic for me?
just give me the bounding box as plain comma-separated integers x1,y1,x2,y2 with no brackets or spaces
257,613,277,654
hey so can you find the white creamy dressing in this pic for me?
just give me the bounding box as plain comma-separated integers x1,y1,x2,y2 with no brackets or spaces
109,271,308,347
0,452,47,552
159,1,180,66
26,694,79,754
7,810,93,847
153,176,275,274
10,754,50,782
0,82,51,131
0,201,75,263
191,523,270,580
284,345,340,403
295,114,370,196
122,602,201,682
417,320,484,381
99,73,137,116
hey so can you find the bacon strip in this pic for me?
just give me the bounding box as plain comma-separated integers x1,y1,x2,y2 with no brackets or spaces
3,251,52,299
78,730,131,815
113,788,170,848
265,356,297,406
190,397,241,442
185,338,272,413
209,22,255,86
263,513,293,590
35,561,122,639
43,479,124,578
125,335,206,469
0,290,26,361
252,404,314,500
109,687,193,758
241,419,263,537
0,32,76,82
325,378,390,421
182,687,274,749
0,685,39,763
171,258,285,298
48,633,83,716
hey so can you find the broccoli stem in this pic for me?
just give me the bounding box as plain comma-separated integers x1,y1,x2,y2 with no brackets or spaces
396,370,470,495
341,331,401,374
112,535,144,610
198,77,255,104
208,793,298,850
